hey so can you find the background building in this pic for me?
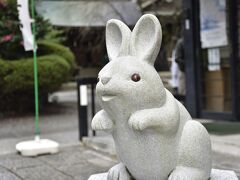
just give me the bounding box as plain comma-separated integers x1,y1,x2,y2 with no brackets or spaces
183,0,240,121
37,0,240,121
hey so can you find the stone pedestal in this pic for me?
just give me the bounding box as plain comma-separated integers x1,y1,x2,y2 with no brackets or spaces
88,169,239,180
210,169,238,180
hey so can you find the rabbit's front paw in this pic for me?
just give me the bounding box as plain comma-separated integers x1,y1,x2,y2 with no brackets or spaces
91,117,113,131
91,111,113,131
107,163,132,180
128,113,148,131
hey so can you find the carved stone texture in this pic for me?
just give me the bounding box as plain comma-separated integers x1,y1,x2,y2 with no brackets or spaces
89,14,231,180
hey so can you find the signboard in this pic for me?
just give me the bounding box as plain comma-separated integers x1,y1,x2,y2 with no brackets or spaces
200,0,228,48
208,48,220,71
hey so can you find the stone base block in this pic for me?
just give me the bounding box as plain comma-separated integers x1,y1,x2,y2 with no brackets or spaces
88,169,238,180
88,173,108,180
210,169,238,180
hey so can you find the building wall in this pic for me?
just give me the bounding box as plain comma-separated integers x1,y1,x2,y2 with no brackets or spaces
238,0,240,115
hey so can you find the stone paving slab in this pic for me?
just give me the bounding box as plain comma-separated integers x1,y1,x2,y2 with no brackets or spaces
0,173,21,180
16,165,73,180
212,151,240,177
0,145,117,180
0,166,22,180
0,154,44,171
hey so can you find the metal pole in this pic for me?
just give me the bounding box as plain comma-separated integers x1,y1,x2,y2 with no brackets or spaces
31,0,40,137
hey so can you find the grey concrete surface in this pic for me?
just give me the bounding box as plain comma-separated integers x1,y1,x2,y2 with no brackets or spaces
0,101,79,155
0,145,117,180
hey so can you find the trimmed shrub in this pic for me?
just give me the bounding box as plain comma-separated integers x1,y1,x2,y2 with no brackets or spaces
38,41,75,67
0,0,74,113
0,41,75,112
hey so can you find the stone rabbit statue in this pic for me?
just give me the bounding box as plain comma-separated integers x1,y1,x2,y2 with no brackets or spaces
91,14,212,180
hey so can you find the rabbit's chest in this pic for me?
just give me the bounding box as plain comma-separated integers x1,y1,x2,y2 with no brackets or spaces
112,126,179,180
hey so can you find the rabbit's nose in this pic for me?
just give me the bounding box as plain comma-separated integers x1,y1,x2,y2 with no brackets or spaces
101,76,111,85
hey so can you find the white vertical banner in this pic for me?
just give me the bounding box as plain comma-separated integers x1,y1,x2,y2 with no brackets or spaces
200,0,228,48
80,85,88,106
208,48,220,71
17,0,35,51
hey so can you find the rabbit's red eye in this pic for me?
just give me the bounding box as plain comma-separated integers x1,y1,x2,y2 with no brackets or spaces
131,73,141,82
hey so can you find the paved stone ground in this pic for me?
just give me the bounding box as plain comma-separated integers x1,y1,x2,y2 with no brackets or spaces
0,101,79,155
0,145,117,180
0,144,239,180
212,152,240,178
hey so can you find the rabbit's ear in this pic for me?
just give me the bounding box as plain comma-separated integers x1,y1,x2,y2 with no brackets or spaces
131,14,162,65
106,19,131,61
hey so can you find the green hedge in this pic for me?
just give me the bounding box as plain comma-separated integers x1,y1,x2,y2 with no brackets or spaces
0,41,75,112
38,41,75,67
